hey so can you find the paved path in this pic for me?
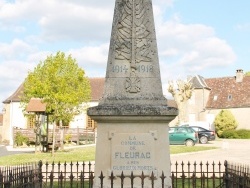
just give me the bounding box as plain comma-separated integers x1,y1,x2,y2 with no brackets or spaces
170,139,250,172
0,144,33,157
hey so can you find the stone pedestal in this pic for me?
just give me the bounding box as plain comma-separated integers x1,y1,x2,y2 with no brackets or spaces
88,106,177,188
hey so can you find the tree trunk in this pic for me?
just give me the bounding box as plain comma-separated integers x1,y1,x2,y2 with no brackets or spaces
59,120,64,150
51,122,56,156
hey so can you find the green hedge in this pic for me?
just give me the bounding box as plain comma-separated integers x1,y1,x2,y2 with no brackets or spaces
220,129,250,139
14,132,30,146
236,129,250,139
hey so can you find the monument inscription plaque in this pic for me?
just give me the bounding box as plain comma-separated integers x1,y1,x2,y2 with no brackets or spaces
111,132,155,175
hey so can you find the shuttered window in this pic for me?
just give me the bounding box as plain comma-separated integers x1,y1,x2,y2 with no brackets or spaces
86,116,97,129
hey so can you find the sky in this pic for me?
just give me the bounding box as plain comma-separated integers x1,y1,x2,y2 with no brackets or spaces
1,0,250,109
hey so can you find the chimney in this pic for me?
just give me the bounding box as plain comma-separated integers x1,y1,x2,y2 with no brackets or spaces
236,69,244,82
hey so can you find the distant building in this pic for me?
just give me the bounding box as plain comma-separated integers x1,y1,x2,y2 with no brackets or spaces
170,69,250,130
0,78,105,144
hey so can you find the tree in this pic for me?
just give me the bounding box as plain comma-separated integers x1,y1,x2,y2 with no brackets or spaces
245,71,250,76
214,109,238,137
168,80,193,124
21,51,91,154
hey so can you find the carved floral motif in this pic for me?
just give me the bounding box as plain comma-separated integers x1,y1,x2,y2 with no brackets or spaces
114,0,155,93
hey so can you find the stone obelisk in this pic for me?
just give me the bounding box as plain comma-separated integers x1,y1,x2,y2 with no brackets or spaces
88,0,178,187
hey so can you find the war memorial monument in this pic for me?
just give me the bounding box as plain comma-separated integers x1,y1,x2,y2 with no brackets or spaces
87,0,178,187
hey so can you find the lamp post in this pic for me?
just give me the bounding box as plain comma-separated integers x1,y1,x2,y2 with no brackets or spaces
34,113,42,153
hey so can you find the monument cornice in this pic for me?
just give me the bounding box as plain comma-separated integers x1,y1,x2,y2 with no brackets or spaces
88,104,178,118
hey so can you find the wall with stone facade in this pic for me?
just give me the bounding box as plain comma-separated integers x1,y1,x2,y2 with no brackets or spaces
187,88,210,121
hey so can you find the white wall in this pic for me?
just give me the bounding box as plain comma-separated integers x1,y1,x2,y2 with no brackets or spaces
11,102,27,129
68,101,99,128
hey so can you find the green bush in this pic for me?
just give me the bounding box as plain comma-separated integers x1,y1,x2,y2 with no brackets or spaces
14,132,29,146
236,129,250,139
65,133,72,144
220,129,250,139
220,130,239,139
214,110,238,137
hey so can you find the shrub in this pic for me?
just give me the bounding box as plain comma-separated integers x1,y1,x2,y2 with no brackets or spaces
65,133,72,144
220,130,239,139
214,110,238,137
220,129,250,139
236,129,250,139
14,132,29,146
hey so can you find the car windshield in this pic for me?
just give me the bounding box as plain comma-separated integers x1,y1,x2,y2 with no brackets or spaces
169,128,175,133
189,126,210,132
176,128,187,133
191,127,199,131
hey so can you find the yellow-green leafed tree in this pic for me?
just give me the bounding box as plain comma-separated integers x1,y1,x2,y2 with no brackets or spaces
214,110,238,137
21,51,91,154
245,71,250,76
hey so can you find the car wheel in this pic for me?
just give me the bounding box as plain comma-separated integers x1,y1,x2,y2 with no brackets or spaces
200,136,208,144
185,139,195,146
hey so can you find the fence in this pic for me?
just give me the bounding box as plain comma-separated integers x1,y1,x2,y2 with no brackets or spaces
13,127,95,147
224,160,250,188
171,161,224,188
1,160,250,188
0,163,42,188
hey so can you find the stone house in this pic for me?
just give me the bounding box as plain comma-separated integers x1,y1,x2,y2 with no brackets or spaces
179,69,250,130
0,77,105,144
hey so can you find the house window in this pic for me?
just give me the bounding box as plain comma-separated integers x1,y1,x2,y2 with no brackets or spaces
56,120,69,128
213,95,218,101
228,95,232,101
86,116,97,130
27,115,35,128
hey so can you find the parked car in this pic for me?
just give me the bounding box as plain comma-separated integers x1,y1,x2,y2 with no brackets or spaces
180,125,216,144
169,127,199,146
188,126,216,144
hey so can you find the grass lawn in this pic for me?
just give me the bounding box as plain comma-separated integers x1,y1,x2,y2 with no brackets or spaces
0,145,217,166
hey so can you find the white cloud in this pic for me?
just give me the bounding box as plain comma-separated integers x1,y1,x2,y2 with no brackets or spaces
0,59,35,103
0,0,237,105
38,3,113,42
0,0,114,41
0,39,35,60
67,44,109,77
69,44,109,65
236,23,250,31
156,18,236,82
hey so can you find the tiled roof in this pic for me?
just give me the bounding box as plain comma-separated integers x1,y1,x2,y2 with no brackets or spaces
205,76,250,109
3,78,105,104
3,84,24,103
89,77,105,101
190,75,210,89
26,98,46,112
